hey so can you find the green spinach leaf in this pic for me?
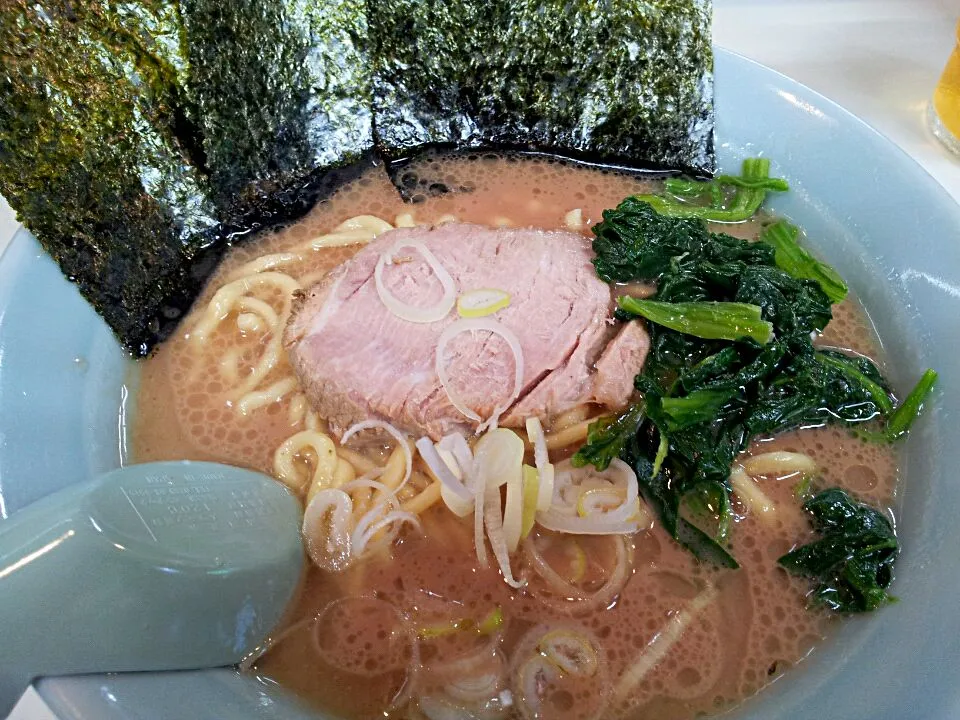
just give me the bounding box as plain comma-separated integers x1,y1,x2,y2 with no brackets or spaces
778,489,898,613
591,197,774,284
576,170,935,587
570,402,646,472
630,157,788,222
760,220,848,303
886,369,938,440
618,298,774,345
629,452,740,568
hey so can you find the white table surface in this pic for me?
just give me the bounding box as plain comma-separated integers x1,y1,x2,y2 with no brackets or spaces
5,0,960,717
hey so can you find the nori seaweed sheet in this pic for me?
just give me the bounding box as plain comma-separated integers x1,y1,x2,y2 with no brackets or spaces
180,0,372,216
0,0,712,356
0,0,372,355
0,2,221,356
370,0,713,177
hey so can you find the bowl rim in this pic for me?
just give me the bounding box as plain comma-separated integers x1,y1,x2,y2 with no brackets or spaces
0,45,956,720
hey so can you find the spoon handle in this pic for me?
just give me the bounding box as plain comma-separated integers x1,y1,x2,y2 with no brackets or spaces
0,462,304,714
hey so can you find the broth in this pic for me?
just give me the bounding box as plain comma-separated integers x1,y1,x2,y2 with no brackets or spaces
134,155,899,719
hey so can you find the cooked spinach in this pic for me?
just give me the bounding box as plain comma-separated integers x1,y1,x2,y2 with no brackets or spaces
778,488,898,613
571,402,646,473
886,369,939,441
577,162,935,591
761,220,848,303
618,298,774,345
815,351,893,415
592,196,775,285
621,430,740,567
630,157,787,221
660,388,740,430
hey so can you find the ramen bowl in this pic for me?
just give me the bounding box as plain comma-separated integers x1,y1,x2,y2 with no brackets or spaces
0,49,957,720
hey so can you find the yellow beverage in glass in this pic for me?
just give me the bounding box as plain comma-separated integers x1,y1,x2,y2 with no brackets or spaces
930,20,960,154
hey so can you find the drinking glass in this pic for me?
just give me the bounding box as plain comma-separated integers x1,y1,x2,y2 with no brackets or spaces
929,19,960,155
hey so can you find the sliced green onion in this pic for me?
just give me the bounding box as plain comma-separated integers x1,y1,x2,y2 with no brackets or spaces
418,618,470,639
564,539,587,583
474,429,526,588
525,416,555,511
538,459,650,534
503,462,525,553
457,288,511,318
476,606,504,635
517,656,559,715
436,319,524,432
577,487,625,517
538,629,599,676
418,606,503,639
521,465,540,539
375,239,456,323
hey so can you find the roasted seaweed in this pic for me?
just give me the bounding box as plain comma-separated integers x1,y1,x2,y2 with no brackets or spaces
0,0,714,354
370,0,713,176
0,0,373,354
180,0,373,216
0,1,220,356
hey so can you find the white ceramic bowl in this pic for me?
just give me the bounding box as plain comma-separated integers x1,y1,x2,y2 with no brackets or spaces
1,49,957,719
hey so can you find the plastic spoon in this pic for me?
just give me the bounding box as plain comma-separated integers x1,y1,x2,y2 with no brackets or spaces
0,461,304,716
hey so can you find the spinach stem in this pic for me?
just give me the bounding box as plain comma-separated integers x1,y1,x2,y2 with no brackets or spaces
632,158,788,222
887,369,938,440
760,220,848,303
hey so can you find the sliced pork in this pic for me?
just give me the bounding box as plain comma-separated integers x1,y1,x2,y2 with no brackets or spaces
284,223,648,440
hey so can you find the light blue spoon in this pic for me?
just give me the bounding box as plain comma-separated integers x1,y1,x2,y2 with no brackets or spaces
0,461,304,715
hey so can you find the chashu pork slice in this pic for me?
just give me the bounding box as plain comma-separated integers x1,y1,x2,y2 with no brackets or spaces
284,223,649,440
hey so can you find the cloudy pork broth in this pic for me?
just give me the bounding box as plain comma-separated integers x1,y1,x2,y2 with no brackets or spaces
134,155,899,720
